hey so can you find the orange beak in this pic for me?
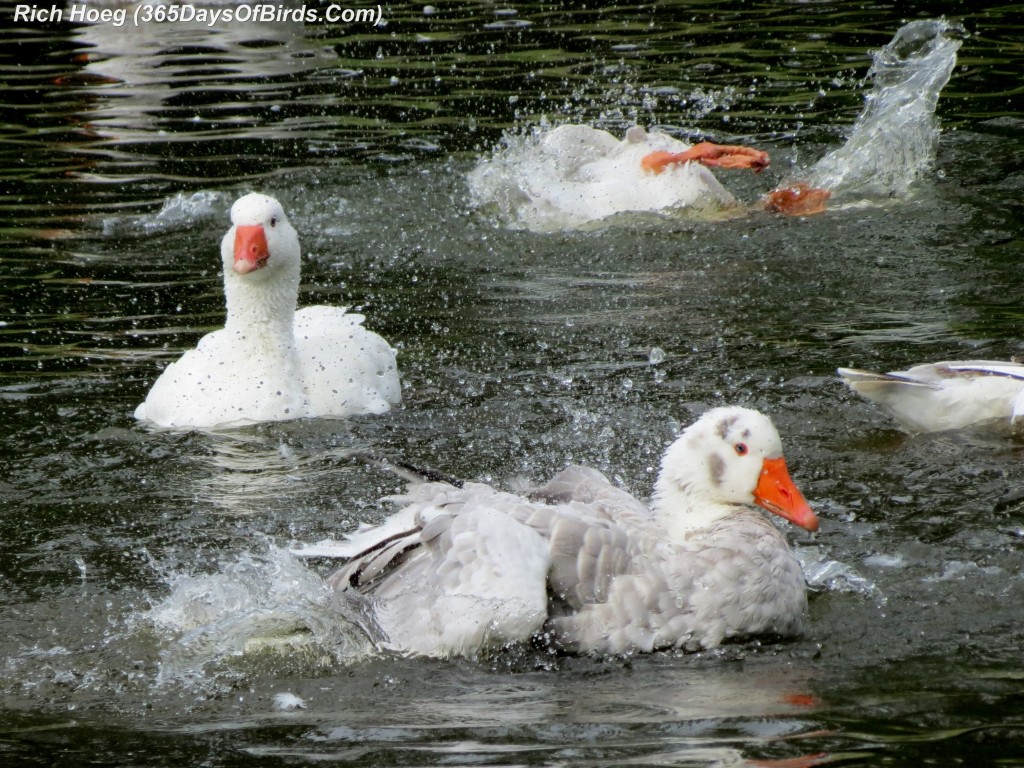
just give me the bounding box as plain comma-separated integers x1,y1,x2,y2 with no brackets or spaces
233,224,269,274
753,456,818,532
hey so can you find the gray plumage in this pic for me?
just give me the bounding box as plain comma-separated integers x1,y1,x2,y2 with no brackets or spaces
325,406,817,658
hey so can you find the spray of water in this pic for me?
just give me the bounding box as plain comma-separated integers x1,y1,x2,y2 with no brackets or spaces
805,19,964,199
469,19,962,230
146,545,380,690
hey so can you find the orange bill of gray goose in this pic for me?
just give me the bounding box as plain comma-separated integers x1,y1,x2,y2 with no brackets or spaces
318,406,819,658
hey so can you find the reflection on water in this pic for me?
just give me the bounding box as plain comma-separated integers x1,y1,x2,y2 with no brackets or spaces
3,1,1024,766
70,7,336,143
189,429,365,514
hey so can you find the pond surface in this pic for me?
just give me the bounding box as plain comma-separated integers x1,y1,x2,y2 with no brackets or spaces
3,1,1024,766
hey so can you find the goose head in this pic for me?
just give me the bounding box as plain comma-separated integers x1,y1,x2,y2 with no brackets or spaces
220,192,301,283
653,406,818,535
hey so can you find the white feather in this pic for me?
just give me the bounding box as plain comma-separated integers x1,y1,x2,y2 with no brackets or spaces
839,360,1024,433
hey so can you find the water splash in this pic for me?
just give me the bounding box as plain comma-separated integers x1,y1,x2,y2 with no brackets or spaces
798,546,880,599
146,545,380,689
468,20,961,231
805,19,964,199
102,190,229,237
467,122,736,232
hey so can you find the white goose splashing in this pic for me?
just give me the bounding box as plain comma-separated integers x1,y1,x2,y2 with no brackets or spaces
805,18,964,200
467,19,961,229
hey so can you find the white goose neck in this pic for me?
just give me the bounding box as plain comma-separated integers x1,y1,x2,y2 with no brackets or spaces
652,475,736,539
222,265,299,340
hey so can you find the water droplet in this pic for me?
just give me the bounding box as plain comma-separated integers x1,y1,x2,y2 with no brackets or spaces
273,692,306,711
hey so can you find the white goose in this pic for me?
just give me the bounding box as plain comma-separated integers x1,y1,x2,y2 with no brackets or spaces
134,193,401,429
838,362,1024,434
320,407,818,658
467,124,828,231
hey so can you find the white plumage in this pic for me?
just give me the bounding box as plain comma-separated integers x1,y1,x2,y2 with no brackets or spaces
467,124,826,230
315,407,818,658
468,125,745,231
838,361,1024,434
134,193,401,429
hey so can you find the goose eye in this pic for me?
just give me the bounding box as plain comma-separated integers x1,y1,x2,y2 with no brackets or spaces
270,216,278,228
734,442,748,456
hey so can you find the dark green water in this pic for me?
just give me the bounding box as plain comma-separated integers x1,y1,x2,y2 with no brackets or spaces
2,2,1024,766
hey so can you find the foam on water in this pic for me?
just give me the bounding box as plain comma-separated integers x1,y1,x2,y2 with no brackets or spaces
805,19,963,199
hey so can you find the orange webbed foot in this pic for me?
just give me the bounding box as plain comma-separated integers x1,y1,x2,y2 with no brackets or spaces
641,150,688,174
641,142,770,174
764,183,831,216
690,142,770,172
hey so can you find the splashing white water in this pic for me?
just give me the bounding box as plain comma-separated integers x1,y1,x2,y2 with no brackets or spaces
805,18,963,199
146,545,379,688
273,691,307,711
102,190,229,237
468,19,961,230
798,546,880,599
467,122,736,232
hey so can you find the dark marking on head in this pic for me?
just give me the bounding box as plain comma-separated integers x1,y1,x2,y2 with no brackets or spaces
741,428,751,439
709,453,726,486
715,415,739,440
